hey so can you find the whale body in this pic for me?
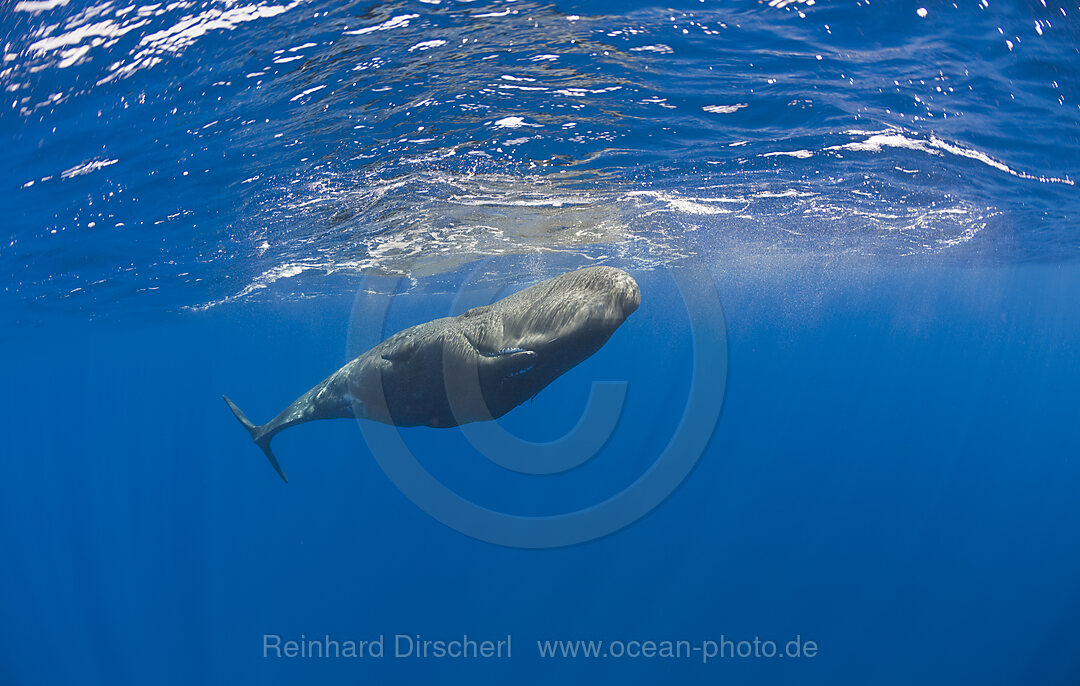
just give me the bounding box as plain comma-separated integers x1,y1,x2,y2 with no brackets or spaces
223,266,641,482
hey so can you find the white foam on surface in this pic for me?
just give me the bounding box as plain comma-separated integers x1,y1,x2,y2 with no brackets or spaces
703,103,747,114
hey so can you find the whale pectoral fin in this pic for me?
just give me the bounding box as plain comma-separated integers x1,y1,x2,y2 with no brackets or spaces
480,348,537,382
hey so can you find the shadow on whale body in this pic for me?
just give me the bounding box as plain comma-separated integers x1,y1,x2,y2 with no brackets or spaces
223,266,641,482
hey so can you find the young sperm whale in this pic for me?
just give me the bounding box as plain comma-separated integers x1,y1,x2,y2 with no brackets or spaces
223,266,641,482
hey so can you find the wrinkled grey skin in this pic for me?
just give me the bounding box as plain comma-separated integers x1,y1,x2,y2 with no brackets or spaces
224,266,641,482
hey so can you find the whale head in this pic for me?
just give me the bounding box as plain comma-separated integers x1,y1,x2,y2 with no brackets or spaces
488,265,639,351
458,265,640,420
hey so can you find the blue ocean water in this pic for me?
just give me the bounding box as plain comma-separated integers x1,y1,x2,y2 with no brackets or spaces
3,0,1079,684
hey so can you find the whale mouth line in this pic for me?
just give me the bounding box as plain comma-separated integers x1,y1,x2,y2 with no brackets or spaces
478,347,532,357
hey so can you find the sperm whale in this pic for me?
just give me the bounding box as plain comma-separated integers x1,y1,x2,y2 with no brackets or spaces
223,266,641,482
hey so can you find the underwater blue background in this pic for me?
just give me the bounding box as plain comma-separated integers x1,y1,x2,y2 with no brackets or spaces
2,0,1079,684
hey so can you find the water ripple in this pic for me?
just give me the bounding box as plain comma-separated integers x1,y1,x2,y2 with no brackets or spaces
2,0,1078,321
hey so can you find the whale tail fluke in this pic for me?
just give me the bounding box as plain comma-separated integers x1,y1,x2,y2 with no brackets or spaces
222,395,289,483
